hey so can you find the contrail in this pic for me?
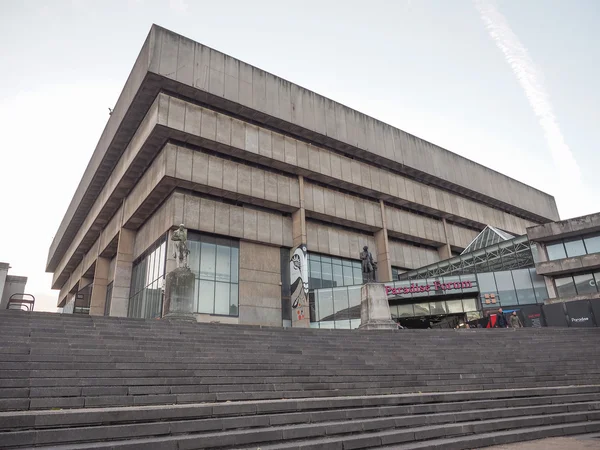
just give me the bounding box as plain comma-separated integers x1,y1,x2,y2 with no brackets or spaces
474,0,582,205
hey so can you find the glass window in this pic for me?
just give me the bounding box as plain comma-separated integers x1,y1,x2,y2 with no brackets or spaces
189,233,239,316
128,235,167,319
584,235,600,254
494,271,517,306
332,264,344,287
511,269,536,305
460,274,478,293
347,286,361,320
477,272,497,297
333,287,350,319
413,302,430,316
215,245,231,282
446,300,463,314
555,276,576,298
316,289,333,322
462,298,478,312
546,242,566,261
574,273,597,295
430,301,447,315
308,253,363,289
200,241,216,280
530,268,548,303
397,304,414,317
564,239,586,258
104,282,113,316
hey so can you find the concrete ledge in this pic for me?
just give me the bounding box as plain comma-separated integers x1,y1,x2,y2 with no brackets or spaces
535,254,600,276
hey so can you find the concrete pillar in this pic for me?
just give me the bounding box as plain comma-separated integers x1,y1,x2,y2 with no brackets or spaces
89,257,110,316
375,200,393,282
109,228,135,317
438,218,452,260
292,175,307,248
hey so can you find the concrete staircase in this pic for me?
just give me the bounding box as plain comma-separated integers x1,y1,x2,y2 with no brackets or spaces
2,310,600,449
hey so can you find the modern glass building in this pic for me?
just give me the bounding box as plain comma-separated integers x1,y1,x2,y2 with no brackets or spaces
309,226,548,329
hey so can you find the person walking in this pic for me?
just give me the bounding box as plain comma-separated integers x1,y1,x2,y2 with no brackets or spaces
495,308,508,328
509,311,523,328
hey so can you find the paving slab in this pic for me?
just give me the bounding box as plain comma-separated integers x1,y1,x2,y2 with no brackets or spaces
483,436,600,449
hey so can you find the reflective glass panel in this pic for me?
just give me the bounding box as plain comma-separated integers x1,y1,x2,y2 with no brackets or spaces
574,273,596,295
200,242,216,280
352,265,363,285
198,280,215,313
413,302,430,316
555,276,576,298
317,289,334,322
214,282,230,315
347,286,361,319
230,285,239,316
215,246,231,282
332,264,344,287
584,235,600,254
462,299,478,312
333,287,350,319
530,268,548,302
343,264,354,286
309,260,322,289
565,239,586,258
495,271,517,305
430,301,447,315
397,304,414,317
446,300,464,314
321,261,333,288
512,269,536,305
546,242,566,261
477,272,497,296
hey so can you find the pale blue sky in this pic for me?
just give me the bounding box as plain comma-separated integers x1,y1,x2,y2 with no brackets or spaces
0,0,598,311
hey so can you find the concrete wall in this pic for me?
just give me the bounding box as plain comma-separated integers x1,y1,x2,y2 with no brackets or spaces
238,241,282,326
388,239,440,269
535,253,600,277
306,220,376,261
528,212,600,242
0,263,8,309
146,25,559,221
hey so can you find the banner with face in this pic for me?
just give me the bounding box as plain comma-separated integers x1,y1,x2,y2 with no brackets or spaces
290,244,309,323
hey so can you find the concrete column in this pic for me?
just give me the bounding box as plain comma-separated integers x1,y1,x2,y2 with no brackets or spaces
89,257,110,316
292,175,307,247
438,218,452,260
375,200,393,282
109,228,135,317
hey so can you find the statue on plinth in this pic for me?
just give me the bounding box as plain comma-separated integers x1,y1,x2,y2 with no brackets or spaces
360,245,377,283
172,224,190,268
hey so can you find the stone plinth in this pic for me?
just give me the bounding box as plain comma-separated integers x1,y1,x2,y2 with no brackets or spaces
163,267,196,322
358,282,397,330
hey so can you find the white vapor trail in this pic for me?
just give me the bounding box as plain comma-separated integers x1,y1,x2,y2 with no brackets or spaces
474,0,582,188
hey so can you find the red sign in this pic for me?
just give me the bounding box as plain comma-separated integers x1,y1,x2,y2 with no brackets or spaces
385,281,472,296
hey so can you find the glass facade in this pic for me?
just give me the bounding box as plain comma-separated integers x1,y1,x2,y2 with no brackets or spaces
129,236,167,319
310,285,363,329
545,232,600,261
308,253,363,289
400,235,534,280
555,272,600,298
188,233,239,316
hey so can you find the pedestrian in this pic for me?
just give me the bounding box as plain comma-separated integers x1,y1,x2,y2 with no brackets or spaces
495,308,508,328
509,311,523,328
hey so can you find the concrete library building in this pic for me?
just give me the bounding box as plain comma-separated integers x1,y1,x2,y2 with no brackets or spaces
48,25,563,328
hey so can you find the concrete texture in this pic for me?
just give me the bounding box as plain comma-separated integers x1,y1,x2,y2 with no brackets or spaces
238,241,282,326
0,275,28,310
486,437,600,449
358,282,397,330
109,229,134,317
536,253,600,276
89,257,110,316
528,212,600,242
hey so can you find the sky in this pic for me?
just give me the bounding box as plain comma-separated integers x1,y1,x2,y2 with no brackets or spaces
0,0,598,312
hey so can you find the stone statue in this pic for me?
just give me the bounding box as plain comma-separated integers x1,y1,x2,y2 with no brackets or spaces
360,245,377,283
171,224,190,268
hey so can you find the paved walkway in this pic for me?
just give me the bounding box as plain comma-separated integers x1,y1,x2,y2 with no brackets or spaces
484,436,600,449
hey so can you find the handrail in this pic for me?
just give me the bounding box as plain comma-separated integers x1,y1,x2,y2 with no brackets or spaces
6,293,35,311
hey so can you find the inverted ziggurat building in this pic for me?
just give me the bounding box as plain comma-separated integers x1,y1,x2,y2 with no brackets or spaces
47,25,562,328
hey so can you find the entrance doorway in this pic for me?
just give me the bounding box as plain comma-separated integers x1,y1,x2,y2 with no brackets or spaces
395,313,466,329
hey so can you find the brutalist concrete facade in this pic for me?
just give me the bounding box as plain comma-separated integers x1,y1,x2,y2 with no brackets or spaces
528,212,600,305
47,25,559,326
